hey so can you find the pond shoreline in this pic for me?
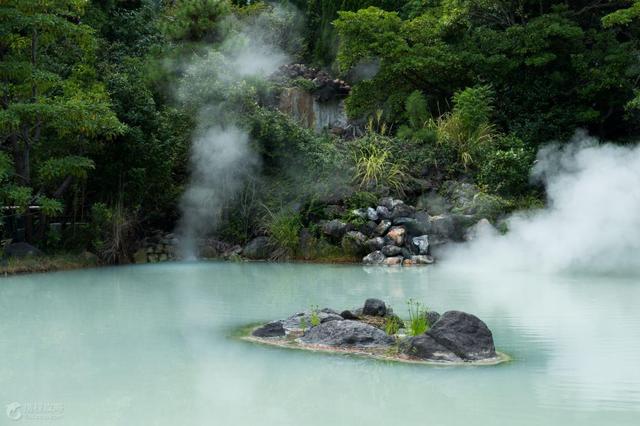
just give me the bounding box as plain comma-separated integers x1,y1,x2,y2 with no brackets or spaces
0,253,99,277
240,328,510,367
0,255,390,277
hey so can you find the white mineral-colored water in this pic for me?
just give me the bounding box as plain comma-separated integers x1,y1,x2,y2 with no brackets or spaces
1,262,639,425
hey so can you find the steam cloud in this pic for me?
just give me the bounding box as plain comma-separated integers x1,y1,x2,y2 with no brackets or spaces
444,131,640,274
175,12,290,258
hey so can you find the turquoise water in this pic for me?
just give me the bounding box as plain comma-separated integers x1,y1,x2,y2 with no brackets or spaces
1,262,639,425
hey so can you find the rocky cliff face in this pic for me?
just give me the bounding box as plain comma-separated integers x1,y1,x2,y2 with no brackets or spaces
272,64,351,134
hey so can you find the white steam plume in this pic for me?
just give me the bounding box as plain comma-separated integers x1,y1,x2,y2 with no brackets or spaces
176,12,290,258
443,130,640,274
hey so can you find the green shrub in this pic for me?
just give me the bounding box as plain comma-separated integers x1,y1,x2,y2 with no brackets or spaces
310,305,321,327
397,90,438,144
452,85,494,132
477,135,534,196
345,191,378,210
432,85,497,170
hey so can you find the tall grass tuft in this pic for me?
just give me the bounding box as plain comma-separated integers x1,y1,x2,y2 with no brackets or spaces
353,138,406,195
406,298,428,336
263,206,301,259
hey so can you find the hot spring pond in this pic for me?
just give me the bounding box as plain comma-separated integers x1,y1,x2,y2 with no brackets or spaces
1,261,639,425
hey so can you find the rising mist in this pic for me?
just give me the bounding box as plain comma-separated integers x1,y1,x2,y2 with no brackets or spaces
175,12,290,258
444,131,640,274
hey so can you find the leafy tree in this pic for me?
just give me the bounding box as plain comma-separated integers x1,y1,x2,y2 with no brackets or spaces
1,0,123,242
334,2,640,144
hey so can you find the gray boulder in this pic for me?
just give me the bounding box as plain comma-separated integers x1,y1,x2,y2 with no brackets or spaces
378,197,396,210
322,219,348,239
300,320,394,347
375,206,391,220
363,298,386,316
393,216,431,236
426,311,441,326
411,235,429,254
430,215,455,239
382,245,402,257
364,237,385,252
385,226,406,246
282,310,343,332
391,203,415,219
252,321,285,338
427,311,496,360
384,256,404,266
400,334,462,362
411,255,434,265
366,207,379,221
242,237,271,260
362,250,385,265
342,231,367,256
374,220,392,236
340,310,360,320
4,242,43,258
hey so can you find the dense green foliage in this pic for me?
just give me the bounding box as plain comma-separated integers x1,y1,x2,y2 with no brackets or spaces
2,0,639,261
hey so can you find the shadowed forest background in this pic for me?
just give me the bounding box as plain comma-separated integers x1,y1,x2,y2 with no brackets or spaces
1,0,639,266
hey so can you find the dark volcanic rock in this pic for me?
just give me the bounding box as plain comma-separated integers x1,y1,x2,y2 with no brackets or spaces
375,206,391,220
322,219,348,239
391,203,416,219
430,215,455,239
411,255,434,265
363,298,386,316
427,311,496,360
340,310,360,320
381,245,402,257
242,237,271,260
374,220,392,236
366,207,379,221
400,334,462,362
411,235,429,255
4,242,43,258
300,320,394,347
426,311,441,326
392,217,430,236
342,231,367,255
364,237,385,252
385,226,406,246
362,250,385,264
282,311,343,332
253,321,285,338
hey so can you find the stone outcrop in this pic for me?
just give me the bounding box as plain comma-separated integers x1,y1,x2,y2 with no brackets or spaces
3,242,43,258
300,320,395,347
252,321,286,338
272,64,352,134
248,299,500,364
426,311,496,360
242,236,272,260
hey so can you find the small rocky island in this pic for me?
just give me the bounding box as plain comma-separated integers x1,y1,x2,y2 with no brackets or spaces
245,298,506,365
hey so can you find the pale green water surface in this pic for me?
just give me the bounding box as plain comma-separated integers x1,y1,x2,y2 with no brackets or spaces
1,262,639,425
